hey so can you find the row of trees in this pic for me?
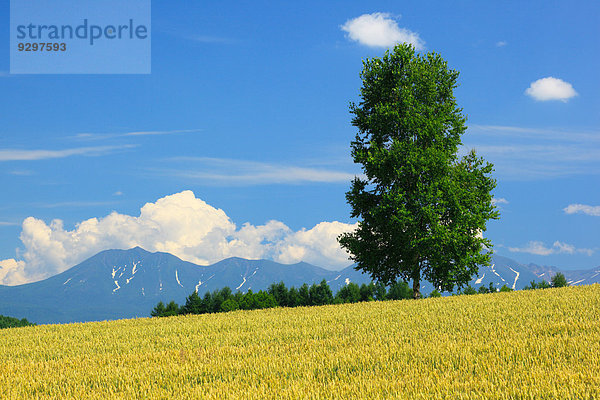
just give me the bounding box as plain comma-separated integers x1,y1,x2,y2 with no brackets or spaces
151,279,418,317
457,272,570,295
152,286,279,317
0,314,35,329
453,272,569,295
524,272,568,290
151,275,555,318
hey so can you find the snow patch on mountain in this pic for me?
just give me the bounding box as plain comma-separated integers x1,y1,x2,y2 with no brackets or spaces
490,264,506,282
236,276,247,290
509,267,520,289
475,274,485,285
113,280,120,292
175,270,184,288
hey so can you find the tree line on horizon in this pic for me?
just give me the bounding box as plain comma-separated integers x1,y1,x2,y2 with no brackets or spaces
150,273,569,318
0,315,35,329
152,279,403,318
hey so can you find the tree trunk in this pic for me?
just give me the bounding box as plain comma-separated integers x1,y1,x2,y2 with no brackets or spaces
412,268,421,299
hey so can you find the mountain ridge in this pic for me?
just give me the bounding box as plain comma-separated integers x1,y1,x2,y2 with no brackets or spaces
1,247,598,324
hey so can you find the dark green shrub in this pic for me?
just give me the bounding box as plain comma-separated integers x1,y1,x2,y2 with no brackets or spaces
551,273,568,288
220,299,239,312
268,281,289,307
359,283,375,302
0,315,35,329
336,283,361,303
499,284,513,292
387,281,412,300
462,285,477,295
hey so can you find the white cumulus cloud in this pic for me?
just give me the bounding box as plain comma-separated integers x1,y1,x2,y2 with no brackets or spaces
341,13,424,49
0,259,28,285
508,240,593,256
564,204,600,217
0,191,357,285
525,77,578,102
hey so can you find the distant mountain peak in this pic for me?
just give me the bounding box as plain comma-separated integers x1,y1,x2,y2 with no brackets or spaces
128,246,151,253
219,256,253,262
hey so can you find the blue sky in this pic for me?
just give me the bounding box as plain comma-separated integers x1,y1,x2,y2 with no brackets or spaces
1,0,599,284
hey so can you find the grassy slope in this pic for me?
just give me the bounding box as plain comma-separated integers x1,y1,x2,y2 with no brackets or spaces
1,285,599,399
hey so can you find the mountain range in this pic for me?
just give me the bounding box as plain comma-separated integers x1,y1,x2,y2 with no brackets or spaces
0,246,598,324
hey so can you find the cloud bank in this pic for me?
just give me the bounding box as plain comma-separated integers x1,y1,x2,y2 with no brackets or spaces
0,191,357,285
525,77,577,102
341,13,424,50
564,204,600,217
508,240,594,256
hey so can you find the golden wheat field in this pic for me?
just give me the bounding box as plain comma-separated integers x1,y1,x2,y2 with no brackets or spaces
1,285,599,399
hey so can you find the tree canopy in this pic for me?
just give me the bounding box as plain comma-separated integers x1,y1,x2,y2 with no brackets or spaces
551,273,568,288
338,44,499,299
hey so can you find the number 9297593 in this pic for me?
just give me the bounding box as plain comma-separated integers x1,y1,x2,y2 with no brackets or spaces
18,42,67,51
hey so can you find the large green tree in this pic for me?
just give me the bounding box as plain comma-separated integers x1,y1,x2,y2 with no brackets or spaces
338,44,499,299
